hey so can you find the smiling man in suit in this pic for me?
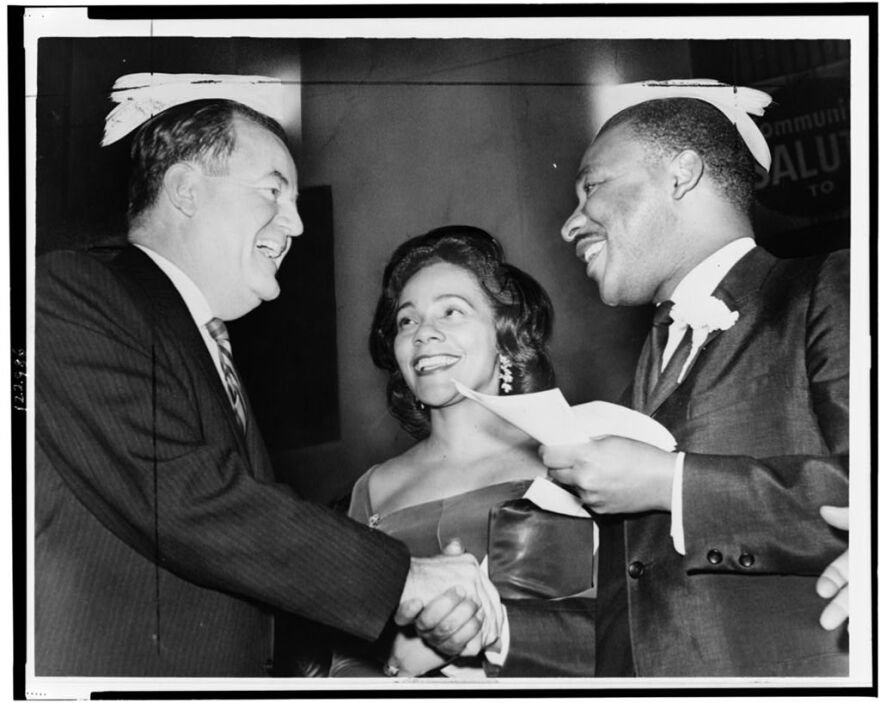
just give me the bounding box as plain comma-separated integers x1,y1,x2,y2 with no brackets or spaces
541,81,849,676
34,79,499,676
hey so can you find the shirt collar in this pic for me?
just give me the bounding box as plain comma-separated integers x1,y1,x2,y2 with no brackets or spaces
669,238,756,305
134,243,215,328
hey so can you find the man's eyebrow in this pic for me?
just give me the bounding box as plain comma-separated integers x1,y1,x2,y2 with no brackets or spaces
269,170,290,187
576,164,596,181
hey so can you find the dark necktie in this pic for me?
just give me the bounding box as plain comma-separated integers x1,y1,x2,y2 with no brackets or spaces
205,317,247,433
646,300,675,396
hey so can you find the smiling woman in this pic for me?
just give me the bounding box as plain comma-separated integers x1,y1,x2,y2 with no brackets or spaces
329,226,596,678
392,261,502,408
370,226,556,439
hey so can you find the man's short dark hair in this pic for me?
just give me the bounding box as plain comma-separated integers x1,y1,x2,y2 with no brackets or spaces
599,97,758,212
127,99,288,226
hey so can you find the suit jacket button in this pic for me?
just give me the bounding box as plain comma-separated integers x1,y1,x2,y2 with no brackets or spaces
706,549,723,565
628,561,645,579
738,552,755,568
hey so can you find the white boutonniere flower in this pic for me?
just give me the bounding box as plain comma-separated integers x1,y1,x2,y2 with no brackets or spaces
670,296,739,382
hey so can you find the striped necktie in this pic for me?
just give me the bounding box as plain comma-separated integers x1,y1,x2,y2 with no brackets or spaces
205,317,247,433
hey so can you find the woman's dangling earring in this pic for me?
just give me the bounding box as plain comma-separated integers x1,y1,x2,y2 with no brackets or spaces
417,399,426,411
499,354,514,395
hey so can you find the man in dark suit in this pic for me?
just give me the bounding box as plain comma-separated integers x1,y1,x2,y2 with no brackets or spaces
35,92,499,676
541,84,849,676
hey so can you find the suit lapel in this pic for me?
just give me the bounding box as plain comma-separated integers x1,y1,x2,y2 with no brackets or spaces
631,339,653,413
642,246,776,417
710,247,773,320
109,246,252,462
645,327,692,415
237,378,273,479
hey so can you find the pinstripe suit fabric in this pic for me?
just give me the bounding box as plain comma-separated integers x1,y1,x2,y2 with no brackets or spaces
35,247,410,676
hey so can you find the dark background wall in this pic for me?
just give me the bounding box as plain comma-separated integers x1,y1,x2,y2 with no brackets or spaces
35,37,850,506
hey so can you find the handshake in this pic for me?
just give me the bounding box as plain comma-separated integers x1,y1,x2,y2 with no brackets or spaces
390,540,505,677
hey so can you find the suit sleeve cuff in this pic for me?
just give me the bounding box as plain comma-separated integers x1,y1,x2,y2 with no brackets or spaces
482,604,510,673
670,451,686,555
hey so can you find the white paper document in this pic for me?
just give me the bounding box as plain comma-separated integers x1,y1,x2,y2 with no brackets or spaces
441,382,675,680
522,474,591,518
453,379,676,451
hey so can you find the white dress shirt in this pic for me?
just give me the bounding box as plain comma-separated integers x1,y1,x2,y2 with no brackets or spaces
134,244,226,384
662,237,756,553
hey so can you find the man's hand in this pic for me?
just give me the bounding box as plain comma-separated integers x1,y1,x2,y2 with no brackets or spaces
397,541,503,658
386,629,449,677
540,435,677,514
816,505,849,631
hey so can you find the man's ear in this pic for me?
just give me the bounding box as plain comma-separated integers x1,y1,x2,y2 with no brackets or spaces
162,163,200,217
670,149,704,200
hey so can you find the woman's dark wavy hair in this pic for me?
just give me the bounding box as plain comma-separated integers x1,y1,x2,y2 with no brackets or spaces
370,225,555,440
